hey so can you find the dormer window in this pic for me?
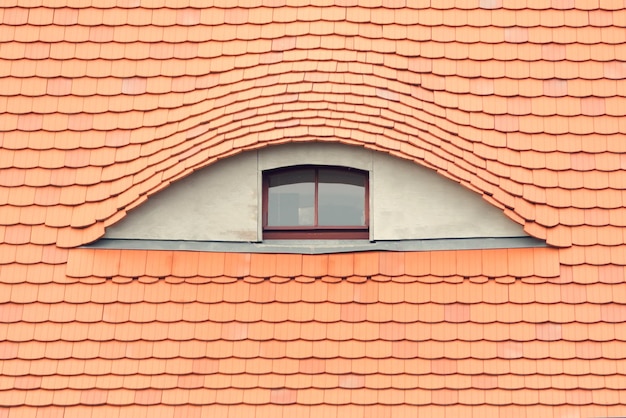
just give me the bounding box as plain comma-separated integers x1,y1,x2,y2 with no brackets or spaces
100,142,539,251
262,166,369,239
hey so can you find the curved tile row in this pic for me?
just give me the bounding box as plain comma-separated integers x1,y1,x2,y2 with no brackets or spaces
1,373,626,391
2,6,626,30
0,388,624,408
60,248,560,279
2,373,626,392
4,277,625,303
1,39,625,66
3,358,625,382
1,257,624,284
2,317,626,339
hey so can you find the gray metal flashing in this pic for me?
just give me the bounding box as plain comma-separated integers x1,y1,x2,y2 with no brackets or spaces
86,237,546,255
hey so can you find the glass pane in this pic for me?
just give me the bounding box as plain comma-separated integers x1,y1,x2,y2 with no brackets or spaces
267,168,315,226
318,168,366,226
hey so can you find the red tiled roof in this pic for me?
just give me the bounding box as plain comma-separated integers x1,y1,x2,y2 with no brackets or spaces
2,1,626,416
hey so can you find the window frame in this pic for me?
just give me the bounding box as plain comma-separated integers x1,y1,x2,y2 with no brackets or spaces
262,165,370,240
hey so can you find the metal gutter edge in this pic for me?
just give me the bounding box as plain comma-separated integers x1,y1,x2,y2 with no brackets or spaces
85,237,546,255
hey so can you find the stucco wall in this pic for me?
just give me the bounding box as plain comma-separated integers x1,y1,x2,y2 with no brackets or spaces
105,143,527,242
105,150,260,241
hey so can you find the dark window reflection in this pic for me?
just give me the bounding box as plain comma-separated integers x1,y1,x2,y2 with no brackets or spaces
267,168,315,226
318,168,365,226
267,166,367,228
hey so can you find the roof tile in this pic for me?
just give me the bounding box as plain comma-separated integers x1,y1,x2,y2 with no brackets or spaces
1,1,626,413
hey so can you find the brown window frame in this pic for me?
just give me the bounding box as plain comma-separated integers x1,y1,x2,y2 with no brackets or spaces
262,165,369,240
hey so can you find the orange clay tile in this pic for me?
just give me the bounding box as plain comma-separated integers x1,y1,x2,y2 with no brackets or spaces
1,1,626,415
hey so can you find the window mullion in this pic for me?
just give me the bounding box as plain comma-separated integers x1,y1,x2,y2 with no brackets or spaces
314,168,319,227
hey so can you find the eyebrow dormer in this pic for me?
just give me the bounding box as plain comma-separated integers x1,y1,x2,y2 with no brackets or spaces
100,142,540,252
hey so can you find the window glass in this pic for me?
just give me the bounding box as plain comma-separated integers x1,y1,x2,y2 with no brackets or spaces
318,168,366,226
267,168,315,226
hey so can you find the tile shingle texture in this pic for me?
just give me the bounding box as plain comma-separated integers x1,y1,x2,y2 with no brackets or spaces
1,1,626,416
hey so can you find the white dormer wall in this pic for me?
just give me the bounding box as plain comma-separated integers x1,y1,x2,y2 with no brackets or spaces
104,143,527,242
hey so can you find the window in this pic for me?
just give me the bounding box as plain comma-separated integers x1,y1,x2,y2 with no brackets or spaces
262,166,369,239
